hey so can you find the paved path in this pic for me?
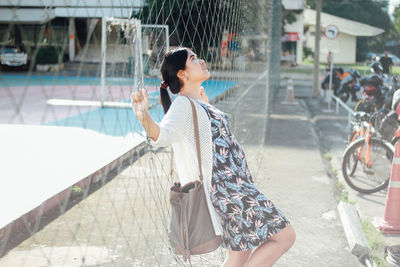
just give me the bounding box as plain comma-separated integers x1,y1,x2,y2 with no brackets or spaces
0,71,361,266
302,76,400,260
227,76,359,266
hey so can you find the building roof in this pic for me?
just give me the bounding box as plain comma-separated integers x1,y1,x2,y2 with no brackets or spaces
0,8,55,23
282,0,305,10
1,0,142,7
304,8,384,37
0,0,142,20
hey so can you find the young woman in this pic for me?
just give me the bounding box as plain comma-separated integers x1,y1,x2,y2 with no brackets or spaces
131,47,295,267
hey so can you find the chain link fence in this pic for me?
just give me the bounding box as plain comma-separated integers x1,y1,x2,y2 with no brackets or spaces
0,0,280,266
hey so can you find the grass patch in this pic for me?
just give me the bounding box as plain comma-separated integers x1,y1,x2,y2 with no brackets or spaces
297,61,400,75
71,185,83,194
338,189,356,205
324,153,332,161
336,181,345,191
281,68,314,74
330,167,338,177
361,219,387,267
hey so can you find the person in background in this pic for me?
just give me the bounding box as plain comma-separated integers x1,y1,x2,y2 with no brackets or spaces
379,50,393,74
327,51,333,67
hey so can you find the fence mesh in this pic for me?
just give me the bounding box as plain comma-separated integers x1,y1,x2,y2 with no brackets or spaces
0,0,279,266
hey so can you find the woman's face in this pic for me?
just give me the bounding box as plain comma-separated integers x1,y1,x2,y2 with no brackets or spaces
183,49,210,83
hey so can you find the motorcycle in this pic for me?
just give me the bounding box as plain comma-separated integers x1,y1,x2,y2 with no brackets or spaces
335,69,361,103
378,89,400,144
321,67,343,94
355,72,398,113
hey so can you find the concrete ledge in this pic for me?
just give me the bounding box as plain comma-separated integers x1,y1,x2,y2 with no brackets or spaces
338,201,371,259
0,140,147,258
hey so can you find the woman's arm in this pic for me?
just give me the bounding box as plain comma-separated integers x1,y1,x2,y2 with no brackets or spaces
131,90,189,146
131,89,160,141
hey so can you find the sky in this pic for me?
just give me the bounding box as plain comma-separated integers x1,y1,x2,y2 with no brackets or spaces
390,0,400,15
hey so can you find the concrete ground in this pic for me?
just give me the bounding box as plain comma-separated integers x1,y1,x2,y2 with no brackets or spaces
0,67,364,266
286,67,400,266
305,84,400,266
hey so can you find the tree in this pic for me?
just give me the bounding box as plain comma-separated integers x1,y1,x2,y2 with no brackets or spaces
134,0,242,59
393,5,400,34
306,0,396,59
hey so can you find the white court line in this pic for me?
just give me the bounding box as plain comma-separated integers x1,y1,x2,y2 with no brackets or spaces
234,69,268,106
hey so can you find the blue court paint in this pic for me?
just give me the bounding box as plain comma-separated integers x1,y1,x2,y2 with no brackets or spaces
42,78,238,137
0,74,161,87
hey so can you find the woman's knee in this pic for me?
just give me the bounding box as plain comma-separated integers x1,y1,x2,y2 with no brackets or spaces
274,225,296,250
285,225,296,249
223,249,251,267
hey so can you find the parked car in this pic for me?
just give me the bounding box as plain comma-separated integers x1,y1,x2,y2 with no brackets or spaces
365,52,377,61
0,45,29,70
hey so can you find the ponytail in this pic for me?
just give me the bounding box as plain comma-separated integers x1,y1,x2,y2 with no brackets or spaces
160,81,171,114
159,47,189,114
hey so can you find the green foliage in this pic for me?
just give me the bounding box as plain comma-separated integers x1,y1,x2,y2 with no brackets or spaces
338,190,355,204
307,0,391,30
361,219,387,266
35,46,59,65
323,153,332,161
283,12,297,25
330,167,338,176
134,0,240,57
71,185,83,194
303,46,314,59
336,181,345,191
394,5,400,34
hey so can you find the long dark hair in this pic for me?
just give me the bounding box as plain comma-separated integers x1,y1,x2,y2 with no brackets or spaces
160,47,188,114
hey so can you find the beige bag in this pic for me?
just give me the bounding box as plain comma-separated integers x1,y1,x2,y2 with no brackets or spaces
169,97,222,264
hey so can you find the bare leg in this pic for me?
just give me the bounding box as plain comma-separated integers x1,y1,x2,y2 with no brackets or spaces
244,225,295,267
222,249,251,267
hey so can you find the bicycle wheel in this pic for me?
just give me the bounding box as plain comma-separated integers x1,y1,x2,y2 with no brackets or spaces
355,100,375,113
339,91,349,103
342,137,394,194
354,99,364,112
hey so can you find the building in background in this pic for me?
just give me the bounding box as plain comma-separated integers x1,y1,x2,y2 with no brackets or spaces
282,0,305,65
303,9,384,64
0,0,142,63
282,6,385,65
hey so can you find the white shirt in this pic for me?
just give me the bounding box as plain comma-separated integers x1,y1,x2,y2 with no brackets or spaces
150,95,223,236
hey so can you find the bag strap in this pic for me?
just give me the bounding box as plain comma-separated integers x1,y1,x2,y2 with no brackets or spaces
169,97,204,182
186,97,204,182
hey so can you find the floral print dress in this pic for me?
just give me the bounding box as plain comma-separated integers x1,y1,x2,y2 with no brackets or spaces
198,101,291,251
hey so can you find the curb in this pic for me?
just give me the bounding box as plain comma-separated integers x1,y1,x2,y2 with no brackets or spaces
300,96,375,265
337,201,371,259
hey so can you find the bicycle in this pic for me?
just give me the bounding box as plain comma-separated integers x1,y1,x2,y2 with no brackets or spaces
342,112,394,194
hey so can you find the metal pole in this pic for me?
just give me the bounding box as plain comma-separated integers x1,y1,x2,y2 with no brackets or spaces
348,112,351,129
336,100,339,114
312,0,322,97
101,17,107,108
326,54,333,111
68,18,75,61
137,21,144,88
165,26,170,52
141,24,169,52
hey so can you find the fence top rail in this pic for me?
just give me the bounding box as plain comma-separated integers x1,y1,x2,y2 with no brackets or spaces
331,94,354,117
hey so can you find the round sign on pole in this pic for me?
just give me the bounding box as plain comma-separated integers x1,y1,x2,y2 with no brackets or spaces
324,25,339,40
